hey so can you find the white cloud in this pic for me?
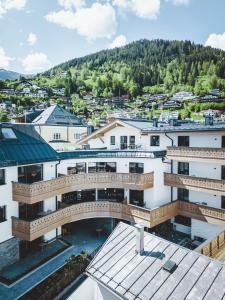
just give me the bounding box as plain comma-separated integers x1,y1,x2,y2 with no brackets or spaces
166,0,190,5
58,0,85,10
46,3,117,40
113,0,160,19
205,33,225,51
108,34,127,49
0,47,13,69
22,52,51,73
0,0,27,16
27,32,37,46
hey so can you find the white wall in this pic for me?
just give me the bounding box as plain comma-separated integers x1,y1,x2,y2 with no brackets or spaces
191,219,225,240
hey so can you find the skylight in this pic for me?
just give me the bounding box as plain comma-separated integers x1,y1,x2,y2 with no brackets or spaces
2,128,17,139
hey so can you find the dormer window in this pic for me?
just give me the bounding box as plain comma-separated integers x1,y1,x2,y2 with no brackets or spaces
1,128,17,139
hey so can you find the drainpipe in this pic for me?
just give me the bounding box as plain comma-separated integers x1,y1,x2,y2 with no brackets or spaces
55,159,61,238
165,132,174,203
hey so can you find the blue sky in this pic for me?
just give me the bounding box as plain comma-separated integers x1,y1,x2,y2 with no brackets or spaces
0,0,225,74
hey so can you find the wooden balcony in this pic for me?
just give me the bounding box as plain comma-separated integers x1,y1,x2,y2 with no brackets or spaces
167,146,225,163
164,173,225,195
12,201,178,241
12,200,225,241
12,172,154,204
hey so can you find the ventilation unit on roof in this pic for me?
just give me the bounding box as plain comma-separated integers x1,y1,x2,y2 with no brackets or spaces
163,260,177,273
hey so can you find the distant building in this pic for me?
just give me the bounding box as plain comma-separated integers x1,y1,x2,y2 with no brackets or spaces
32,104,89,151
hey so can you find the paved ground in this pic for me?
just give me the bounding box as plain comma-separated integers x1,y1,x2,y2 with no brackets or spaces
0,218,114,300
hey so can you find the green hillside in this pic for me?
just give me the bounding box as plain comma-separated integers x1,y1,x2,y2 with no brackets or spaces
41,39,225,97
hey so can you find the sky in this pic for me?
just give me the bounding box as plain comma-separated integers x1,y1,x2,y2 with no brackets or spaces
0,0,225,74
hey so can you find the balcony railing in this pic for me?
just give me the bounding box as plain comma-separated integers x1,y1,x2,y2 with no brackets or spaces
12,201,179,241
164,173,225,195
167,146,225,162
12,172,154,204
12,200,225,241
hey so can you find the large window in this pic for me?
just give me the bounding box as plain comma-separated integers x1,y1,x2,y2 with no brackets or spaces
18,165,43,184
19,202,43,221
178,136,189,147
178,162,189,175
222,166,225,180
177,188,189,201
68,163,86,174
150,135,160,146
110,136,115,146
174,215,191,227
222,196,225,209
129,163,144,174
129,136,135,149
88,162,116,173
130,190,144,207
222,136,225,148
98,189,124,202
0,169,5,185
0,205,6,223
62,190,95,205
120,136,128,150
53,133,61,140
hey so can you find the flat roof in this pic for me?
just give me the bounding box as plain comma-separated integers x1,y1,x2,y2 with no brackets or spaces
87,222,225,300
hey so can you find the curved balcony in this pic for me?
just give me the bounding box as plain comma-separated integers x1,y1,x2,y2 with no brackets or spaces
12,172,154,204
12,201,178,241
12,200,225,241
167,146,225,163
164,173,225,195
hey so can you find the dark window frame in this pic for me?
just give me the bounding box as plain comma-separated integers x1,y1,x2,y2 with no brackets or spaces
0,169,5,185
129,162,144,174
0,205,6,223
110,136,115,145
150,135,160,147
178,136,190,147
178,162,189,175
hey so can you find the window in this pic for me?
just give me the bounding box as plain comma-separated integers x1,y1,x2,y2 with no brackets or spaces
0,169,5,185
129,163,144,174
74,133,81,140
129,136,135,149
178,162,189,175
0,205,6,223
120,136,128,150
110,136,115,145
68,163,86,175
222,166,225,180
174,215,191,227
53,133,61,140
222,196,225,209
2,128,17,139
178,136,189,147
130,190,144,207
222,136,225,148
177,188,189,201
18,165,43,184
88,162,116,173
98,189,124,202
150,135,160,146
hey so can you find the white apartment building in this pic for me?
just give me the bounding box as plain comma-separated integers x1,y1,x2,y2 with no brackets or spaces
1,117,225,276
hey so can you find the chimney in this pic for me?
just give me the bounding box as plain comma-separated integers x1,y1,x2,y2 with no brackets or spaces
135,224,144,255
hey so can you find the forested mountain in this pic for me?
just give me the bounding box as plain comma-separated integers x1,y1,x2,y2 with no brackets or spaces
42,39,225,97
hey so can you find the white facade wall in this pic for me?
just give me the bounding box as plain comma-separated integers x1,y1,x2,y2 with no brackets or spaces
191,219,224,240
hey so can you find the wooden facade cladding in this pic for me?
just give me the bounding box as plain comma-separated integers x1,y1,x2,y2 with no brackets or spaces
12,200,225,241
164,173,225,195
167,146,225,163
12,172,154,204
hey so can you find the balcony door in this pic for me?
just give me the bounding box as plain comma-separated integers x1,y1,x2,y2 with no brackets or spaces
178,136,189,147
120,136,128,150
178,162,189,175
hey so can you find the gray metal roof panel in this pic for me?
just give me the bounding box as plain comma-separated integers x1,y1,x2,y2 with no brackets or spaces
87,222,225,300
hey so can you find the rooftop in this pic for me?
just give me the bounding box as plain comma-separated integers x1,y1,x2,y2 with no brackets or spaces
0,123,58,167
32,104,86,126
87,222,225,300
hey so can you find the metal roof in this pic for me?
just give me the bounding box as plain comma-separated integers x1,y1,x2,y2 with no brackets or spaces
32,104,87,126
0,124,58,167
87,222,225,300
